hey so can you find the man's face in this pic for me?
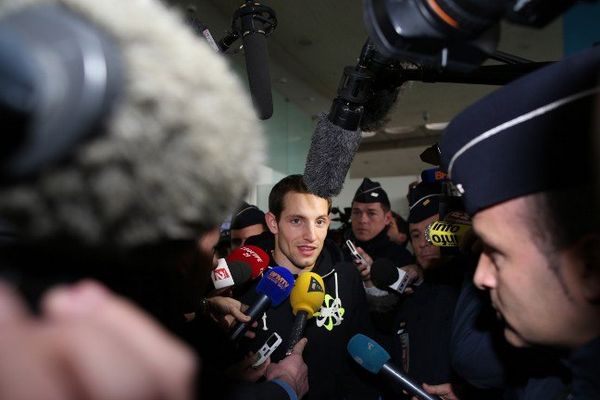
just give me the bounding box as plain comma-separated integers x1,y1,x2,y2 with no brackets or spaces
409,214,441,269
351,202,391,242
473,196,586,348
266,192,330,273
230,224,265,250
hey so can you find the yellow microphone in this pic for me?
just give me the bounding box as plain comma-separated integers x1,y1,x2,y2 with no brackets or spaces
426,220,471,247
285,272,325,355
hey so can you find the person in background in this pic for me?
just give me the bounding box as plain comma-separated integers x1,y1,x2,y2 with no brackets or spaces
387,211,410,248
230,202,267,250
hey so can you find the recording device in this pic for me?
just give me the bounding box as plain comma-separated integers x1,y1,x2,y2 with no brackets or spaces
363,0,585,72
303,39,401,198
302,28,550,198
346,239,368,265
285,272,325,355
210,259,252,290
252,331,282,367
218,1,277,120
230,266,294,341
226,245,270,279
370,259,410,294
348,334,441,400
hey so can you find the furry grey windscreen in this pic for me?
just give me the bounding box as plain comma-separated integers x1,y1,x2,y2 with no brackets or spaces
303,113,362,197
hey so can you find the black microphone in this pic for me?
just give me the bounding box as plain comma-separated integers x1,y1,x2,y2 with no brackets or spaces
303,39,407,197
370,259,409,294
348,334,441,400
236,1,276,120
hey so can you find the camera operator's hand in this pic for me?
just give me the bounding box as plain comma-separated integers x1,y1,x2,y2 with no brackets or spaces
353,247,375,288
203,295,258,339
0,280,197,400
266,338,309,399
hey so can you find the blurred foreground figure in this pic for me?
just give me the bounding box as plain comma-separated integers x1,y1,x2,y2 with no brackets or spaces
0,0,265,398
441,46,600,399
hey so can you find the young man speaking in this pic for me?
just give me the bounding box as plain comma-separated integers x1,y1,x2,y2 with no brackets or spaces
237,175,378,399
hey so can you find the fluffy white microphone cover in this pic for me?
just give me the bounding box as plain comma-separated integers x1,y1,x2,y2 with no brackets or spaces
0,0,265,246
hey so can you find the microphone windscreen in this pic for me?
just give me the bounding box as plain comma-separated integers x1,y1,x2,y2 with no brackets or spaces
227,245,270,279
370,259,399,289
303,113,361,197
242,31,272,120
0,0,265,248
289,272,325,317
360,87,400,132
256,266,295,306
227,260,252,285
347,334,391,374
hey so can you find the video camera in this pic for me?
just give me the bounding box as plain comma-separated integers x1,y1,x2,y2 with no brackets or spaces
363,0,590,72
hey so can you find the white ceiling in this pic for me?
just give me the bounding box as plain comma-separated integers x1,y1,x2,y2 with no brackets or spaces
172,0,564,176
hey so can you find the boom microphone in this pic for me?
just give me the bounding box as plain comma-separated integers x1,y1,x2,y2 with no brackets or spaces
284,272,325,355
231,1,276,120
230,266,294,341
348,334,441,400
226,245,270,279
303,113,362,198
303,39,406,197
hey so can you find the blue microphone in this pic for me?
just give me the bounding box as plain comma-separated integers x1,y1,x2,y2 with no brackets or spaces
230,266,294,341
347,334,441,400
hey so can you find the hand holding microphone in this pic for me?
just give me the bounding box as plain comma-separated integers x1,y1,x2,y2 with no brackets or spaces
347,334,442,400
284,272,325,355
203,296,255,337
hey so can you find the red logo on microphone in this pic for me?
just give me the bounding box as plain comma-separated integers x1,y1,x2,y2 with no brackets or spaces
214,267,231,280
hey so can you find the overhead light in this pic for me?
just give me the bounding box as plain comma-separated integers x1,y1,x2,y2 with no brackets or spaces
425,122,449,130
383,126,414,135
361,130,377,138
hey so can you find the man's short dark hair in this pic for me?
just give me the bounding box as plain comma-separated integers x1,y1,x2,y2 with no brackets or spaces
523,184,598,297
269,175,332,220
526,184,597,254
391,211,409,236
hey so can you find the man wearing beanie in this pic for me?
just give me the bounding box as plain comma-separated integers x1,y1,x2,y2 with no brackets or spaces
230,202,266,250
440,46,600,399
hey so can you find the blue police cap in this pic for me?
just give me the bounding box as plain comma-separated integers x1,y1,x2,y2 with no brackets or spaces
353,177,391,208
408,181,442,223
440,47,600,215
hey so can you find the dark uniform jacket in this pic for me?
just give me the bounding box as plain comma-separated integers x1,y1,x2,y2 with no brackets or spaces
343,228,413,267
238,232,379,400
566,336,600,400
